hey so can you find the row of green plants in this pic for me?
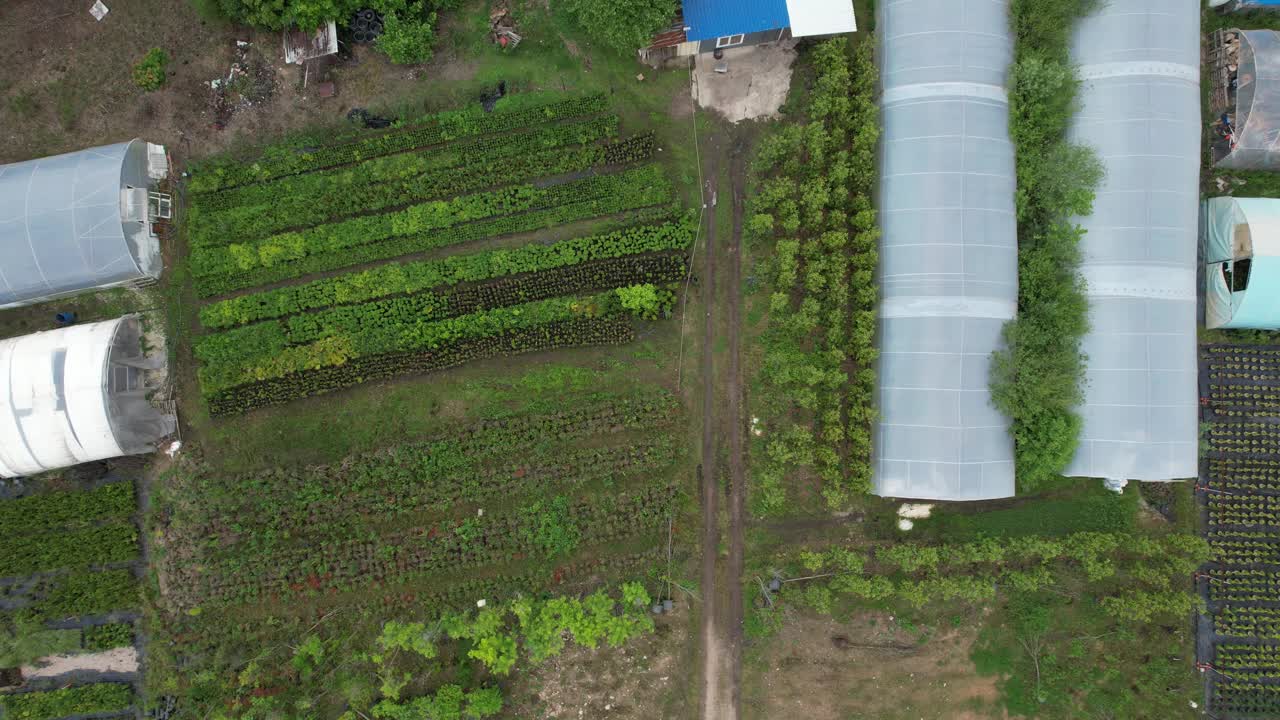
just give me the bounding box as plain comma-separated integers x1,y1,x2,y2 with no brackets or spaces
0,617,134,668
747,38,879,512
188,130,653,247
0,520,137,578
192,173,674,297
164,485,676,609
988,0,1104,490
199,217,692,328
197,285,671,396
188,93,611,193
188,114,619,216
0,683,133,720
205,317,636,415
8,569,139,623
0,481,133,537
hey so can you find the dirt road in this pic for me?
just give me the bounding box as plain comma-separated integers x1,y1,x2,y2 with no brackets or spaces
724,139,748,716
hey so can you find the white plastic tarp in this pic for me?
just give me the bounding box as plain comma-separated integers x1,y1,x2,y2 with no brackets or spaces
1063,0,1200,482
0,319,124,477
785,0,857,38
874,0,1017,501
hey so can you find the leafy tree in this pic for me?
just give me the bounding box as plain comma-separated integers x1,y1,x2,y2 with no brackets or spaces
378,3,437,65
560,0,678,54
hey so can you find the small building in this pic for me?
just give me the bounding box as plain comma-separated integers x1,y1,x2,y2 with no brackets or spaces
0,140,170,309
642,0,856,61
0,316,175,478
1204,197,1280,329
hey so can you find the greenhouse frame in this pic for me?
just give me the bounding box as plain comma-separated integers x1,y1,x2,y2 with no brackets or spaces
1203,197,1280,329
1063,0,1200,483
0,139,169,309
0,316,175,478
873,0,1017,501
1215,30,1280,170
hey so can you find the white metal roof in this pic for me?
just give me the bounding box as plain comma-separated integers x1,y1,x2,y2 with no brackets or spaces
785,0,857,37
0,319,124,477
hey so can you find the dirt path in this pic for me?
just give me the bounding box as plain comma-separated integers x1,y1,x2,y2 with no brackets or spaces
724,138,748,717
699,141,725,720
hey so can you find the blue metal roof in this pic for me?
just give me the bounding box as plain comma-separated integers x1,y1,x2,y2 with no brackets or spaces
682,0,790,42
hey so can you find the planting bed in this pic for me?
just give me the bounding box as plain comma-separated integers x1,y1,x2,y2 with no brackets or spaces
186,92,691,416
1200,344,1280,717
150,389,688,716
0,479,143,714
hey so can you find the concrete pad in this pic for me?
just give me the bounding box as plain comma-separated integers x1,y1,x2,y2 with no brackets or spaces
692,41,798,123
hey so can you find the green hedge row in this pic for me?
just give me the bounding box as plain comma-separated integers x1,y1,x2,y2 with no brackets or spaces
200,218,692,328
192,175,675,297
0,482,133,537
0,683,133,720
207,318,634,416
190,114,620,215
188,93,610,193
83,622,134,651
187,127,653,248
25,570,138,622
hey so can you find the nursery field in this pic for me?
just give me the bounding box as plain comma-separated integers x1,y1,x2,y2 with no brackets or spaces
1200,344,1280,718
0,475,143,718
182,91,691,417
135,84,702,719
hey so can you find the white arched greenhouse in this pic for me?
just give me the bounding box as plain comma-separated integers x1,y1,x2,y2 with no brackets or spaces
874,0,1018,501
1215,30,1280,170
0,316,175,478
1063,0,1200,484
0,140,170,309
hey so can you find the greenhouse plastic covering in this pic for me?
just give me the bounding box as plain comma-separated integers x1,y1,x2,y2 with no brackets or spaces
874,0,1017,501
0,140,160,309
1218,31,1280,170
0,316,174,478
1063,0,1199,482
1202,197,1280,329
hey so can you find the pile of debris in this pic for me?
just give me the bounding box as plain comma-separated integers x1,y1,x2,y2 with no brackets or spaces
489,2,521,49
209,41,276,129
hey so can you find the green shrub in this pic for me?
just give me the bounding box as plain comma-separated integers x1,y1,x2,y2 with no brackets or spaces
131,48,168,92
0,683,133,720
377,4,438,64
83,623,134,651
561,0,677,54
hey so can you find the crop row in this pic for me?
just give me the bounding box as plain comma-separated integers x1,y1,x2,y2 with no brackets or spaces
1217,643,1280,672
189,131,655,247
1209,568,1280,603
193,183,674,297
1213,538,1280,565
165,485,676,609
1214,680,1280,716
1215,606,1280,639
0,520,137,578
0,481,133,537
0,683,134,720
197,252,685,386
207,317,634,415
189,113,619,215
1206,345,1280,358
188,93,610,193
199,289,635,395
180,390,676,519
199,217,691,329
4,569,139,622
202,439,678,557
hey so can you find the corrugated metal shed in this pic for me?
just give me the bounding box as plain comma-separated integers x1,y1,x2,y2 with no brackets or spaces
683,0,789,41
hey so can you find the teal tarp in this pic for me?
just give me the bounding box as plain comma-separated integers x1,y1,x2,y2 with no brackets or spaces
1203,196,1280,329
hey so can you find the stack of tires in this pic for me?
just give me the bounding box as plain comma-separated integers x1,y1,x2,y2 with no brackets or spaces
350,9,385,44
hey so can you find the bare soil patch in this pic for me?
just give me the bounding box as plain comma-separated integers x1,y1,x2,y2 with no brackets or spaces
506,611,693,719
743,612,1004,720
